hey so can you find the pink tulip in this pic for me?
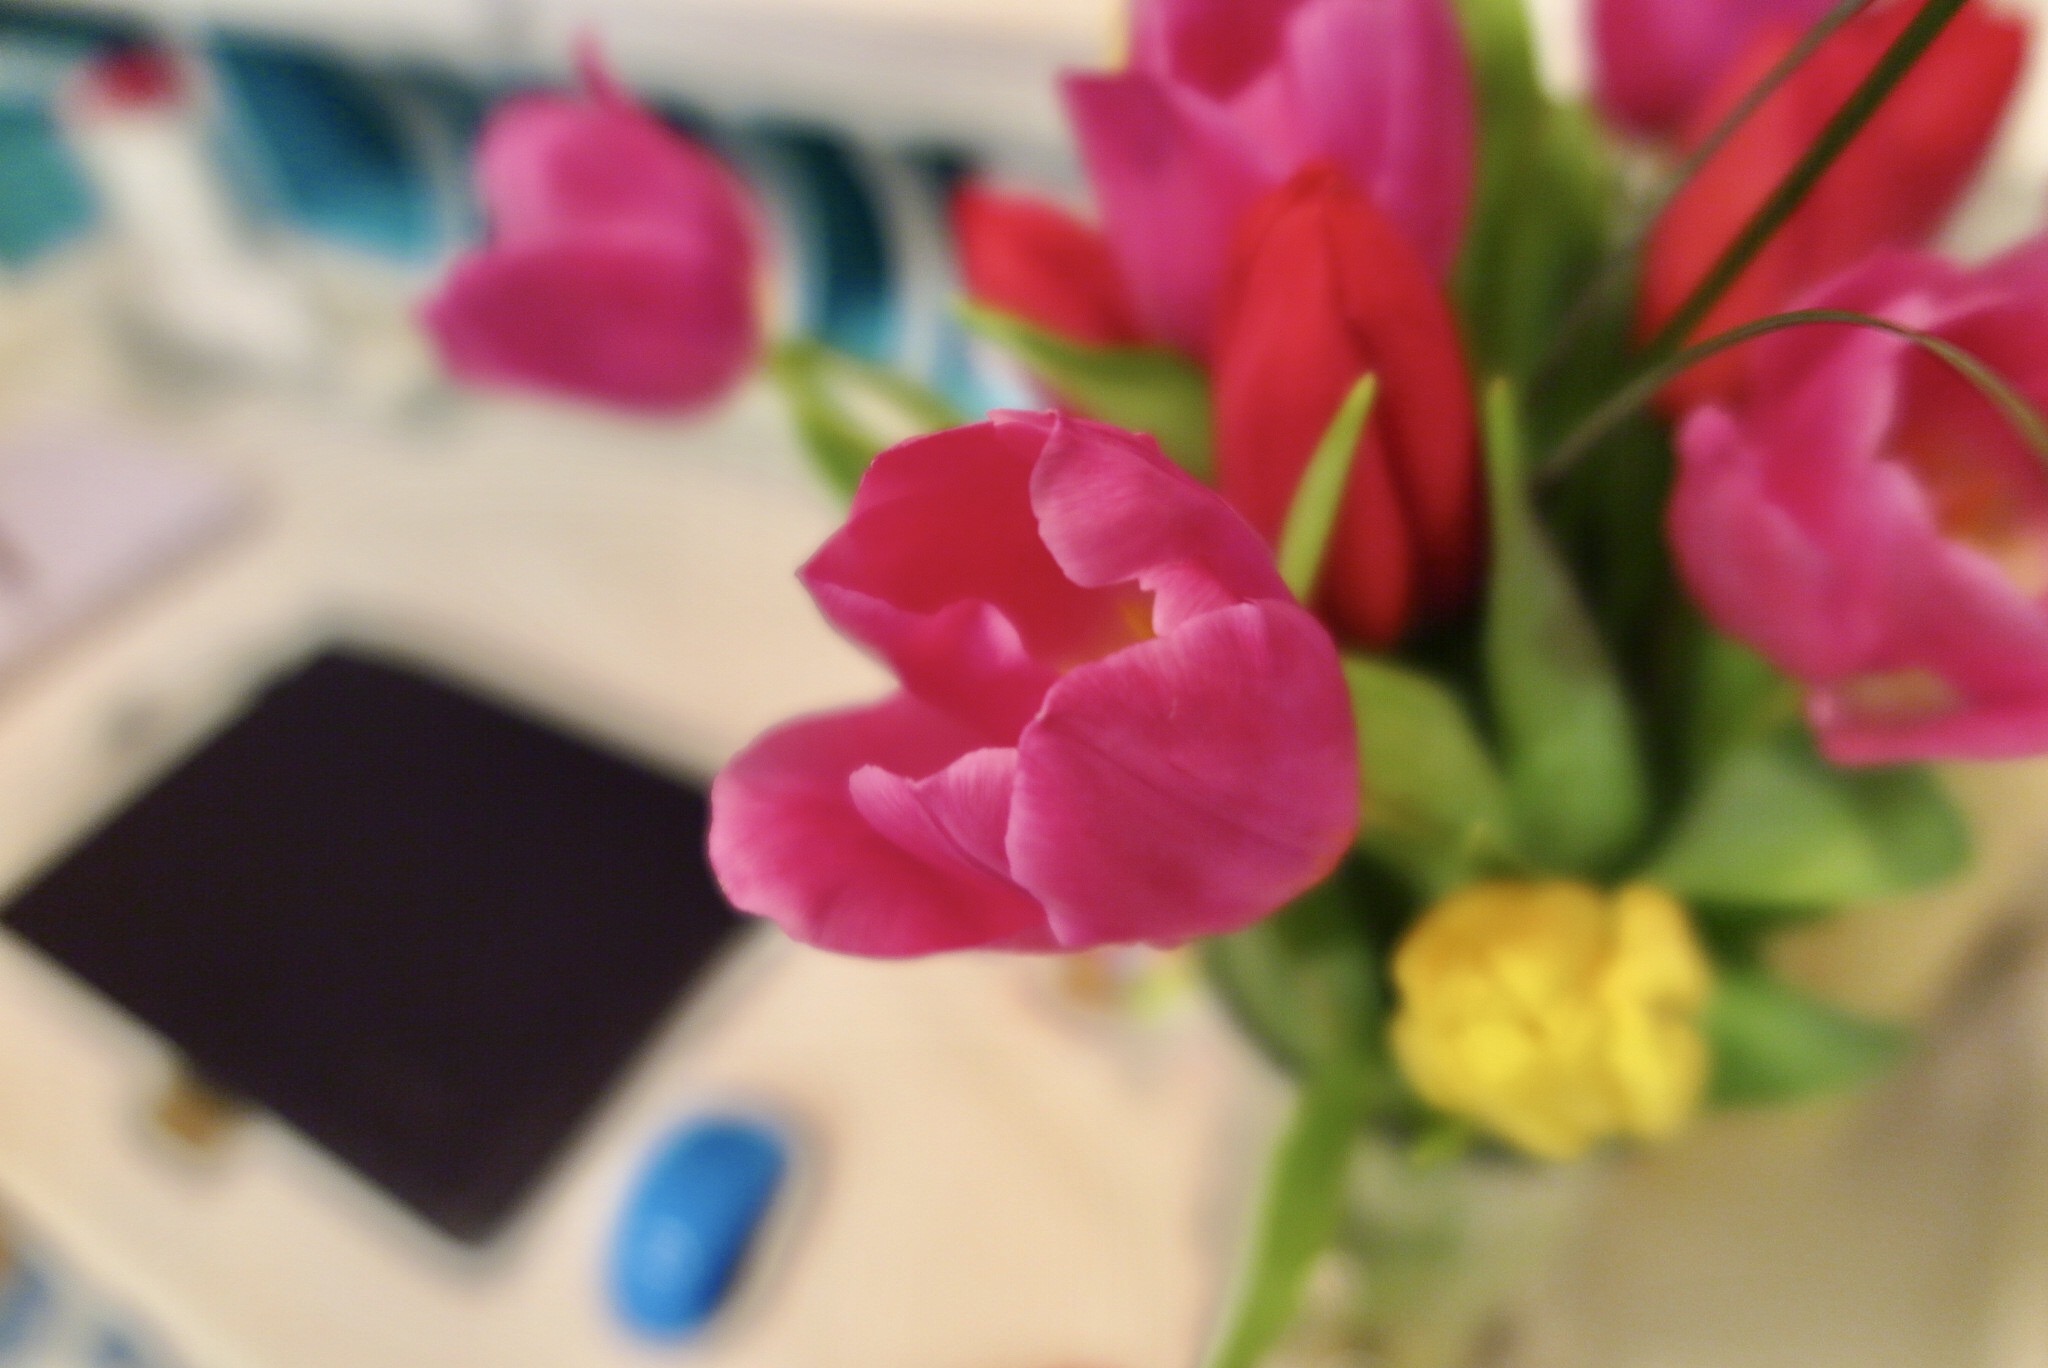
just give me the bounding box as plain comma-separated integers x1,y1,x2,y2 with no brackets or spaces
423,48,759,412
1592,0,1837,140
1063,0,1474,356
1669,243,2048,764
709,412,1360,957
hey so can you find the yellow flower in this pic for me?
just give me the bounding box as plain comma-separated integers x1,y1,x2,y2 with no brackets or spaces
1389,880,1712,1161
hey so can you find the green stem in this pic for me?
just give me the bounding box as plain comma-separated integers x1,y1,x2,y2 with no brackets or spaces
1201,1066,1370,1368
1643,0,1970,358
774,337,967,432
1540,308,2048,482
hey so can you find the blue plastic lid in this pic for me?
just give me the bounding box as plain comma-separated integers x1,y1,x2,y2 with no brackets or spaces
608,1116,789,1341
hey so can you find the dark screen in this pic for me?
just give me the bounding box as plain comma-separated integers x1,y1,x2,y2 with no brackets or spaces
6,648,740,1243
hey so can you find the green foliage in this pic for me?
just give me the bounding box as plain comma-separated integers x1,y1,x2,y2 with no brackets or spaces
1480,383,1649,875
1343,655,1518,897
768,338,966,497
1683,632,1798,781
1707,971,1911,1106
1278,375,1378,602
1199,1064,1369,1368
1201,870,1397,1076
959,304,1214,478
1451,0,1619,393
1646,727,1970,917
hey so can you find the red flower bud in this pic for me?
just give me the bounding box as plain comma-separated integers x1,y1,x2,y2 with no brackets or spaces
1213,165,1482,647
1643,0,2026,409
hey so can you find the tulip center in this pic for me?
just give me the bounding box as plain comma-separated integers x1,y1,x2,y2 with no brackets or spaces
1834,667,1961,726
1892,404,2048,601
1119,594,1158,645
1043,587,1159,673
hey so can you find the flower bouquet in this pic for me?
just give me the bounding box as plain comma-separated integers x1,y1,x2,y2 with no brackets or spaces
422,0,2047,1361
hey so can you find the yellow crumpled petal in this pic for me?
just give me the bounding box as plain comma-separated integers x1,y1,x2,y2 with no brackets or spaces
1390,880,1712,1160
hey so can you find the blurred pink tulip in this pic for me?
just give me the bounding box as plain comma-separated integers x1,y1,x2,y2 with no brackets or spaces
423,49,759,412
1669,244,2048,763
1063,0,1474,356
1592,0,1836,140
709,412,1359,957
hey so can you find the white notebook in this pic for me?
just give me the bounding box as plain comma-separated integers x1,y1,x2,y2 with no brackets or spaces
0,432,247,682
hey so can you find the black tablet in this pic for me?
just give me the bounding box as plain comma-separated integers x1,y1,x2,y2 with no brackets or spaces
5,648,741,1244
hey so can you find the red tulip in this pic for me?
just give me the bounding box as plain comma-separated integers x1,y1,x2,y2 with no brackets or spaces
952,183,1142,348
1642,0,2025,409
1213,166,1481,648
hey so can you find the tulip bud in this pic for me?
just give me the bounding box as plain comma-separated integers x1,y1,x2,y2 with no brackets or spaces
422,49,761,412
1213,166,1481,647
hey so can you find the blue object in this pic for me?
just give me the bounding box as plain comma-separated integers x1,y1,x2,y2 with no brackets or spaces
205,33,446,262
609,1117,789,1340
0,1257,52,1360
745,125,899,364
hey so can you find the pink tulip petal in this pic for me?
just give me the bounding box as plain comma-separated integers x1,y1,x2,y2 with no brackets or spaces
1010,600,1358,948
709,696,1051,956
803,418,1156,735
1671,406,1882,681
1812,529,2048,762
1131,0,1309,100
1062,71,1270,355
422,231,758,412
1280,0,1474,276
850,747,1020,885
1026,413,1291,632
475,94,754,260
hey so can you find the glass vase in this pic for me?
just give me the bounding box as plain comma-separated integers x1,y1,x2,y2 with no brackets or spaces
1273,1135,1600,1368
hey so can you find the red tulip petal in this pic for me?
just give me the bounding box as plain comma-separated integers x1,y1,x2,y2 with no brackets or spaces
952,184,1142,347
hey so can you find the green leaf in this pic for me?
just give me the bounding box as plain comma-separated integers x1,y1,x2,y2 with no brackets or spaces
960,303,1213,478
1683,631,1800,784
1646,728,1969,915
1343,655,1518,896
1278,375,1378,602
1452,0,1617,384
1200,1064,1368,1368
768,339,967,498
1202,872,1392,1075
1707,970,1910,1106
1480,382,1649,874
